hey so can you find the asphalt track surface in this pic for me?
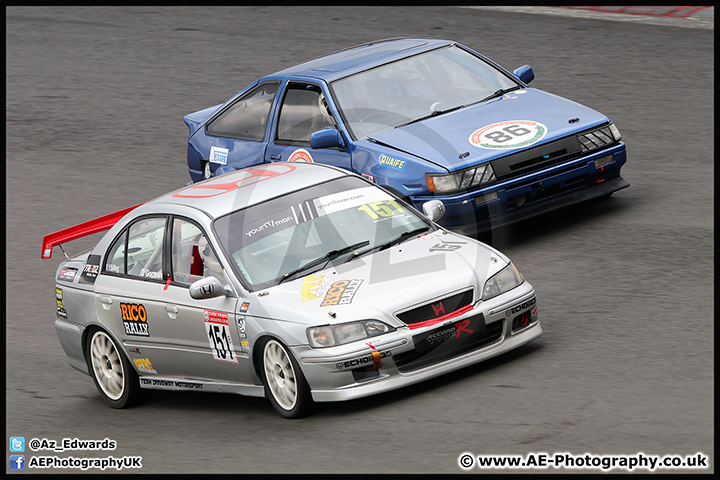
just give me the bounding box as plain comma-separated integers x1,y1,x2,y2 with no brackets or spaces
6,6,714,474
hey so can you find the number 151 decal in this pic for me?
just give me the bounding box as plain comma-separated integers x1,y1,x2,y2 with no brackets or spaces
203,310,238,364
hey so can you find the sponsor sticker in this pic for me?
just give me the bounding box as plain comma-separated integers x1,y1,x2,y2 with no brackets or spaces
203,310,238,364
320,279,363,307
300,274,327,303
313,186,388,216
377,153,406,171
469,120,547,150
209,146,229,165
505,296,537,317
79,255,101,285
335,350,392,370
57,267,78,282
133,358,157,374
56,287,67,320
287,148,314,163
120,303,149,336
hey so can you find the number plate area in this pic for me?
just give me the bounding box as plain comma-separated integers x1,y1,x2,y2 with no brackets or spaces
393,313,504,372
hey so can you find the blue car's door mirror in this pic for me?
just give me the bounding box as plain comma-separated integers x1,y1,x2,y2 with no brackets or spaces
513,65,535,84
310,128,345,149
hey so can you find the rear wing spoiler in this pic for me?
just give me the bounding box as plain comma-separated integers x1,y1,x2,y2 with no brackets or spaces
41,204,143,259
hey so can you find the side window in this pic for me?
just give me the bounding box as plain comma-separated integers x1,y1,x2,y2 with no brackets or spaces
171,218,226,286
126,218,166,281
206,82,278,142
276,83,336,145
105,231,127,275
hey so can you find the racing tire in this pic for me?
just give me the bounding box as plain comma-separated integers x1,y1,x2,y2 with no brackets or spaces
86,329,145,408
260,338,313,419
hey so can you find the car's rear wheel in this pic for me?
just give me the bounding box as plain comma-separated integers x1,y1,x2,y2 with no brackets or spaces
261,338,312,419
86,329,144,408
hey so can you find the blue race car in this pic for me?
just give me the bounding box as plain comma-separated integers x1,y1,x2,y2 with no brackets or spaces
184,38,628,235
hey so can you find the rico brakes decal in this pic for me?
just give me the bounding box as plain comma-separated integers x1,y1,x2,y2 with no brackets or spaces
203,310,238,364
320,279,363,307
121,303,149,336
469,120,547,150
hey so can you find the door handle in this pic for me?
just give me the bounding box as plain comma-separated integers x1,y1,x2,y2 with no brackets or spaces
269,154,282,161
100,296,113,305
165,305,178,314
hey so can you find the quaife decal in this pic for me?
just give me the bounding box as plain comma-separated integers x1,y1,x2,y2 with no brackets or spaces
56,287,67,320
469,120,547,150
79,254,101,285
377,153,406,171
133,358,157,374
203,310,238,364
287,148,314,163
121,303,149,336
209,146,229,165
320,279,363,307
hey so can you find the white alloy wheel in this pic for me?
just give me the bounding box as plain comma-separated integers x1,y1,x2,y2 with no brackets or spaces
263,339,298,411
89,330,125,401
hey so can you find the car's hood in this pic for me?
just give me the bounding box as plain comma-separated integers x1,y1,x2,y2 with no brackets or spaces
252,231,507,327
367,88,609,171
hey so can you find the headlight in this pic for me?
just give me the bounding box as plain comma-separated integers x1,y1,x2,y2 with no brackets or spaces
426,163,496,194
578,123,621,154
482,262,524,301
307,320,396,348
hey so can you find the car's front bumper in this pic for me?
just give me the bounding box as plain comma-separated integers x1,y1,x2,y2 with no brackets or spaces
411,144,628,236
294,284,541,403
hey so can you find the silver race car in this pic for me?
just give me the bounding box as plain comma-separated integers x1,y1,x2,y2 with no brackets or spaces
42,163,542,418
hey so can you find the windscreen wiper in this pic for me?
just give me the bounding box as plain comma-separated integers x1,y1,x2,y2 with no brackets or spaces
278,241,370,284
474,87,519,105
349,226,431,261
395,104,466,129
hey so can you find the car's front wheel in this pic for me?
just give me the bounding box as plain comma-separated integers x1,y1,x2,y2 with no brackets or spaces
86,329,144,408
260,338,313,419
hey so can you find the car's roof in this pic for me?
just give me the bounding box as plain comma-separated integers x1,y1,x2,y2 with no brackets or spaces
269,38,454,82
151,162,348,219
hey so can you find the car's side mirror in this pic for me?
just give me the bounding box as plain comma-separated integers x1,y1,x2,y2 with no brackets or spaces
422,200,446,222
513,65,534,85
189,276,236,299
310,128,345,149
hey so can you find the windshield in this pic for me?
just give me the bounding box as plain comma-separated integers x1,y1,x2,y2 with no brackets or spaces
213,176,432,291
330,45,520,140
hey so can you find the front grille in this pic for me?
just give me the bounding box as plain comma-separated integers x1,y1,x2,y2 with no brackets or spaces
491,135,582,181
396,289,474,326
393,319,504,373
